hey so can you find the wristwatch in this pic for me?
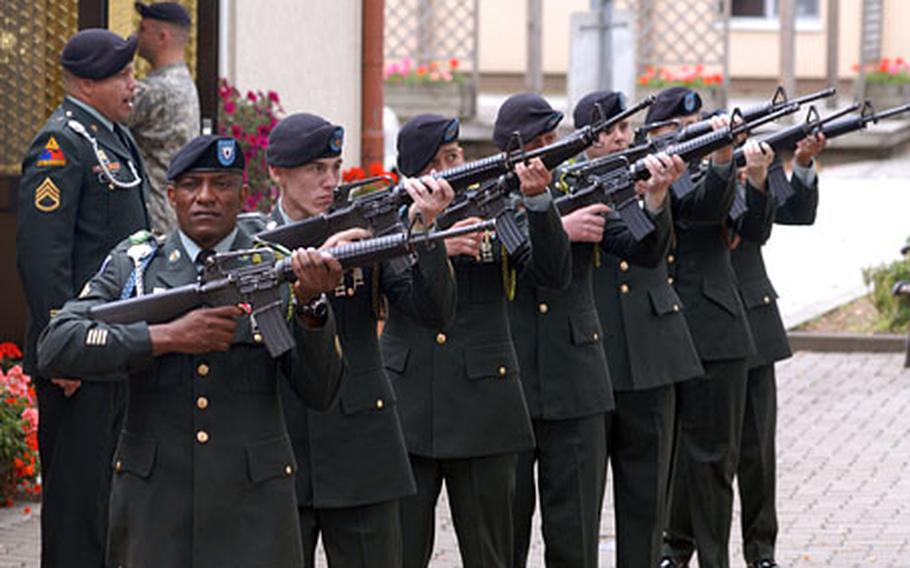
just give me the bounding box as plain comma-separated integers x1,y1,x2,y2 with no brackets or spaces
295,293,329,322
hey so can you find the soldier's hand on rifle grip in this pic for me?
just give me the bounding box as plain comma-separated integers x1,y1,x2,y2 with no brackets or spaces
149,305,244,356
291,247,344,305
444,216,485,258
514,157,552,198
794,132,826,168
322,227,372,249
743,140,775,190
709,115,736,165
405,176,455,230
637,152,683,212
561,203,611,243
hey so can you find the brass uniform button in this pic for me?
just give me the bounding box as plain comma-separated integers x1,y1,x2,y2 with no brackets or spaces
667,254,675,264
196,363,210,377
538,303,548,314
620,284,630,294
253,332,263,344
667,276,674,285
436,333,447,345
347,287,355,297
763,295,771,304
196,430,209,444
498,366,507,377
114,460,123,472
619,260,629,272
376,399,384,409
285,465,294,476
196,396,209,410
672,304,680,312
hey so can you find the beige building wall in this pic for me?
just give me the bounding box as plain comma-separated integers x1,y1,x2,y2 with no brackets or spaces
225,0,362,163
477,0,910,80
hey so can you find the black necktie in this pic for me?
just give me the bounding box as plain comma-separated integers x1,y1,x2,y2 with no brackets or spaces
196,249,215,276
114,124,141,165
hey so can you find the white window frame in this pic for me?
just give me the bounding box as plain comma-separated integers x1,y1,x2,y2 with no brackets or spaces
730,0,822,32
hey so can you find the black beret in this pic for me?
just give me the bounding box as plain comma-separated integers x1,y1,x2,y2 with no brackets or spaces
266,113,344,168
644,86,703,124
492,93,564,151
60,29,138,80
135,2,191,26
396,114,460,177
573,90,626,128
167,135,245,181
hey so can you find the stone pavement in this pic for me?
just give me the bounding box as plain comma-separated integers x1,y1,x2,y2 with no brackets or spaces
3,352,909,566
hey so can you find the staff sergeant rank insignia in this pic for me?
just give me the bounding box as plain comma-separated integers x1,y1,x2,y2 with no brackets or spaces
34,177,62,212
36,136,67,167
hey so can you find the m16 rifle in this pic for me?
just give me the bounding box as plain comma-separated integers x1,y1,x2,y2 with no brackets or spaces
254,96,656,250
552,103,801,239
89,220,496,358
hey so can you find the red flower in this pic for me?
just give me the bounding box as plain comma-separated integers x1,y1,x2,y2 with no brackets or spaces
224,101,236,115
246,90,257,102
0,342,22,359
231,124,243,139
267,90,280,103
368,162,386,177
342,166,366,182
449,58,459,70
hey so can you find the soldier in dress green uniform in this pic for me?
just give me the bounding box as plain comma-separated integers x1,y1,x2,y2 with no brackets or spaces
732,133,825,568
384,113,571,568
263,112,457,567
36,135,346,568
655,87,773,568
568,90,704,567
16,28,150,568
496,93,681,568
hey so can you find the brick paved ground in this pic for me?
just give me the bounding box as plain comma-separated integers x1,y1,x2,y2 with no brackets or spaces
3,352,909,566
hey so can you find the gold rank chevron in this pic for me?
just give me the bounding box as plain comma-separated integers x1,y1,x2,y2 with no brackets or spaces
34,177,61,212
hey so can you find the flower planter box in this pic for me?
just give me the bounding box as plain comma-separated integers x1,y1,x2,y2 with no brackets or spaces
384,81,476,121
862,82,910,116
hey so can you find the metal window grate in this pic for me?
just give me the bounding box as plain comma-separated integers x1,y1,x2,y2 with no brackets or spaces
384,0,479,118
614,0,731,107
0,0,78,175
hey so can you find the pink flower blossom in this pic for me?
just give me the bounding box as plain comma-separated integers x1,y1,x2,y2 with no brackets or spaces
267,90,280,103
246,90,257,102
231,124,242,139
21,408,38,433
224,101,236,115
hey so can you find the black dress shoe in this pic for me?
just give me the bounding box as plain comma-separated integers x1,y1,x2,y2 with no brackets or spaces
749,560,779,568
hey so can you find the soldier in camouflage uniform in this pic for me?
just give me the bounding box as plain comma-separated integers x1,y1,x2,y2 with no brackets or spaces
129,2,201,234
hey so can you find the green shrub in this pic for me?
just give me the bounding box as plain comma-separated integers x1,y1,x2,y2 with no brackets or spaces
862,252,910,332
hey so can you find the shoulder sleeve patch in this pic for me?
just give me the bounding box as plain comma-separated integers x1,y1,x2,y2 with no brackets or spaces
36,136,67,167
34,177,62,212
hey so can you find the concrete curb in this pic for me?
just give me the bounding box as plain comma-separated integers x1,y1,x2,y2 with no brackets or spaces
788,331,908,353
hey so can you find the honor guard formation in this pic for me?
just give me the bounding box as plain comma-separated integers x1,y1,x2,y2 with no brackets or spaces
15,3,909,568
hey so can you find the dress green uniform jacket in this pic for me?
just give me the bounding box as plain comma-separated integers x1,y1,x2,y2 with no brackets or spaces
36,228,344,568
17,97,150,376
671,165,756,361
509,203,673,419
732,173,819,368
265,208,456,510
594,250,703,391
380,203,571,458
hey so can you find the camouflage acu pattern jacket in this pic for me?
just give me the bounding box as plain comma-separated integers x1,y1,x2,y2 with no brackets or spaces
127,62,200,235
